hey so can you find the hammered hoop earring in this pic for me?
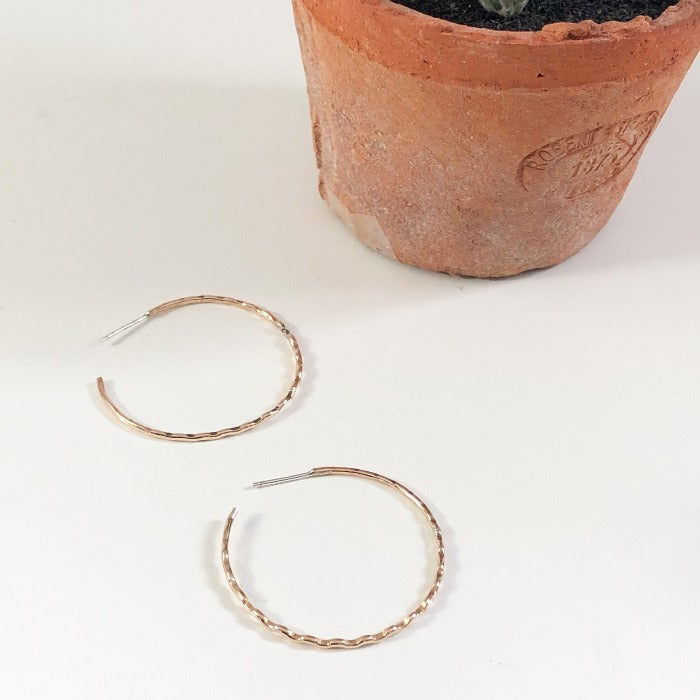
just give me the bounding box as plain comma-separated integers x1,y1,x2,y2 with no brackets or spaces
97,295,303,441
221,467,445,649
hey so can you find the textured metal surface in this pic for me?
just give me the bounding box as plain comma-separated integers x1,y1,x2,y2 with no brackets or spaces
221,466,445,649
97,294,303,441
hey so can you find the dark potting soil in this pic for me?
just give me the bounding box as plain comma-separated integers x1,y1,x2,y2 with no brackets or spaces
394,0,679,31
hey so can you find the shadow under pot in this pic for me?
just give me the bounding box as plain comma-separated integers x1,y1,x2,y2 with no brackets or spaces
292,0,700,277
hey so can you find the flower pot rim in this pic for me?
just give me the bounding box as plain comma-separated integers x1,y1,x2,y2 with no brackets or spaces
375,0,699,44
297,0,700,88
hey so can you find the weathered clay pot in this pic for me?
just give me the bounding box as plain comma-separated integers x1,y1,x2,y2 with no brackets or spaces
292,0,700,276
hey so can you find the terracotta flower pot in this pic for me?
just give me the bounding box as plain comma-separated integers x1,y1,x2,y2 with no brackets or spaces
292,0,700,277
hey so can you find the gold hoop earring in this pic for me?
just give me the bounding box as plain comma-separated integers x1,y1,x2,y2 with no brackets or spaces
221,467,445,649
97,295,303,441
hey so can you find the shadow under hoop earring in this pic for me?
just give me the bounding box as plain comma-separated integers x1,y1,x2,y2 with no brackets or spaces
96,295,303,441
222,467,445,649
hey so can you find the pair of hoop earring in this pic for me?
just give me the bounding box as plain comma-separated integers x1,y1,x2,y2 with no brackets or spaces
97,295,444,648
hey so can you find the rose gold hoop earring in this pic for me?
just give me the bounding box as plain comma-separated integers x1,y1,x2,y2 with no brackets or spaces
222,466,445,649
97,295,303,441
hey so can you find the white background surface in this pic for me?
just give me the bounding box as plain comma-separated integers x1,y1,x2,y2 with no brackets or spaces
1,2,699,698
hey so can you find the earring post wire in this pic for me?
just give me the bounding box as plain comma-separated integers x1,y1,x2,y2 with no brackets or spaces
101,313,150,342
252,470,316,489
